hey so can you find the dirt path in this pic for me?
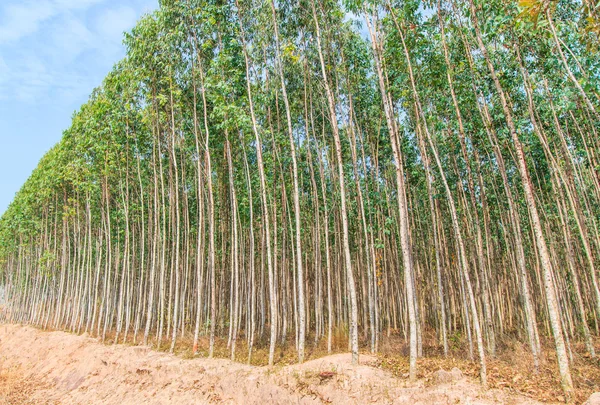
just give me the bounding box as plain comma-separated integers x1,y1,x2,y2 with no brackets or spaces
0,324,552,404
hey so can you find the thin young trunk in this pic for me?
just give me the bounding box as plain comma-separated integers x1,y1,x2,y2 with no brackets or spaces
312,0,359,365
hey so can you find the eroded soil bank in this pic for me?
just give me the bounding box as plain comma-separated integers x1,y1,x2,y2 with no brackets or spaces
0,324,552,404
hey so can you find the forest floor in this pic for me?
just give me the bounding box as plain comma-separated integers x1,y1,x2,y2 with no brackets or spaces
0,324,593,404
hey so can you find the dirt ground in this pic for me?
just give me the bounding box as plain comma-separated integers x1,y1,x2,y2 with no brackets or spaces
0,324,560,404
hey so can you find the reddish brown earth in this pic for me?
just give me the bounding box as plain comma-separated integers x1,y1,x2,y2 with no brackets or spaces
0,324,557,404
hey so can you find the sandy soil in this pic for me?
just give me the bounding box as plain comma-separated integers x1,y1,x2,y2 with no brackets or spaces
0,324,553,405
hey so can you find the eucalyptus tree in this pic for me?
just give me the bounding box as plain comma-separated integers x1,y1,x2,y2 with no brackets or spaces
309,0,360,366
362,3,419,380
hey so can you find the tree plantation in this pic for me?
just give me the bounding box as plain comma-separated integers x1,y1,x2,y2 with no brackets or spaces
0,0,599,401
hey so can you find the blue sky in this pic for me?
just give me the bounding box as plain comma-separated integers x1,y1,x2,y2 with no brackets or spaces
0,0,158,216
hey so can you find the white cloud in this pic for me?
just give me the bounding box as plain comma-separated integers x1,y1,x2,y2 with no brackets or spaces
2,54,51,102
94,6,138,44
4,51,96,104
47,15,95,64
54,0,106,10
0,1,55,44
0,0,106,44
0,0,154,106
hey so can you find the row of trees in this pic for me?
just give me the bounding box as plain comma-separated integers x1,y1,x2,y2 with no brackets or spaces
1,0,598,400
